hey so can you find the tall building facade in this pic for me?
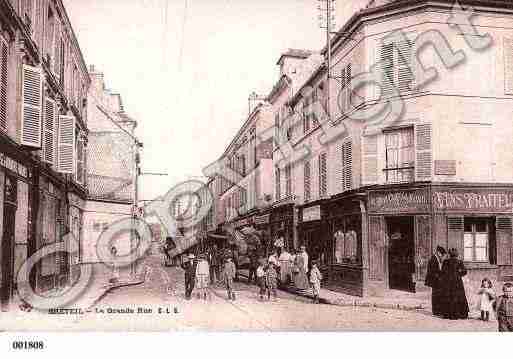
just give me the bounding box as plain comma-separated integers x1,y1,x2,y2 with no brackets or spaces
82,65,137,265
192,0,513,299
0,0,90,310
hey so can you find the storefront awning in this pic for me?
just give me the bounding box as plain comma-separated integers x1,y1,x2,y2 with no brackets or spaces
207,233,230,240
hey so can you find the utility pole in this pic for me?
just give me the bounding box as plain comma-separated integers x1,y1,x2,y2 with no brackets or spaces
318,0,336,123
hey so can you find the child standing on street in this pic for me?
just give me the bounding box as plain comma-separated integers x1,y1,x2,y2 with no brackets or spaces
195,254,211,300
265,261,278,301
222,257,236,301
477,278,495,321
494,282,513,332
309,259,323,304
256,259,266,301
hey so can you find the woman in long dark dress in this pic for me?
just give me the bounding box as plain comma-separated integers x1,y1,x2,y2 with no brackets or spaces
441,248,469,320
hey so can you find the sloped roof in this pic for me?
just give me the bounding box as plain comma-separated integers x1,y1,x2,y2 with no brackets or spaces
276,49,313,65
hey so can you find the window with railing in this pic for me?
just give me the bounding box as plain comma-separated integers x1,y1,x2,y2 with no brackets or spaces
384,127,414,183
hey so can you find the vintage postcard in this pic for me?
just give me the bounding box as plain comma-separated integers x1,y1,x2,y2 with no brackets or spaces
0,0,512,337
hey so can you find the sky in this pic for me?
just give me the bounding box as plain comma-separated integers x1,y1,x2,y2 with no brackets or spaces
62,0,336,202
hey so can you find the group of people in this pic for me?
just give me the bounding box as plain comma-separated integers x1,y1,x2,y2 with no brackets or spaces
180,249,237,301
178,243,324,304
249,245,323,304
426,246,513,331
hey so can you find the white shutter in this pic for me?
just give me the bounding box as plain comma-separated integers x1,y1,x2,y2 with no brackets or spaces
57,115,75,173
504,38,513,95
21,64,43,147
380,42,395,96
362,135,378,185
43,98,56,164
76,133,84,184
53,22,60,78
396,40,414,92
0,37,8,132
342,140,353,191
415,123,432,181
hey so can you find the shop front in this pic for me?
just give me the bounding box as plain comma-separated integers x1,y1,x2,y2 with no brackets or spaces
298,201,329,270
366,186,431,295
364,184,513,297
270,203,294,252
324,193,365,297
431,185,513,289
0,149,33,311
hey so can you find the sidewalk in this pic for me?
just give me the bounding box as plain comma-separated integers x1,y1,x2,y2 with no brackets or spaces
11,263,145,312
236,269,430,312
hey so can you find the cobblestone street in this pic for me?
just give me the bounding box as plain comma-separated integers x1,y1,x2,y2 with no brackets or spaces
0,254,499,332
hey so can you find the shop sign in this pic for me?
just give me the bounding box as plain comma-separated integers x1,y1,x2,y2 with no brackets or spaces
302,205,321,222
232,216,253,228
368,189,430,213
433,189,513,213
0,153,29,179
255,214,270,225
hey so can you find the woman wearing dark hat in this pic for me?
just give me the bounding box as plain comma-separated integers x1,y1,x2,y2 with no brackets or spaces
440,248,470,320
425,246,446,317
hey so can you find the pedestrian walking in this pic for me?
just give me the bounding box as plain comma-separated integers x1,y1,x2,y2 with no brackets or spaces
248,250,259,285
256,259,266,301
299,245,309,273
293,248,309,290
195,254,211,300
309,259,323,304
223,257,237,301
494,282,513,332
425,246,446,317
109,246,120,284
440,248,469,320
278,248,293,286
265,260,278,301
181,254,196,300
209,245,220,284
477,278,495,321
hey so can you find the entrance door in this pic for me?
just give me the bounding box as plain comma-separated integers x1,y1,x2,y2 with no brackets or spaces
386,216,416,293
1,203,16,309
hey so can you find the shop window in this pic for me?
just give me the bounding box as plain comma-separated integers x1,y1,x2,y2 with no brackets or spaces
333,216,362,265
384,127,414,183
464,218,490,262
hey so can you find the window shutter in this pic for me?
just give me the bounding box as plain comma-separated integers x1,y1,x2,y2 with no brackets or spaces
496,217,512,266
504,38,513,95
275,167,280,201
319,153,327,197
447,217,464,258
369,216,385,281
415,215,432,281
21,64,43,147
380,42,395,96
76,133,84,184
43,98,56,164
396,40,414,92
415,123,432,181
362,135,378,185
53,22,61,78
57,115,75,173
0,37,8,132
342,140,353,191
304,161,311,202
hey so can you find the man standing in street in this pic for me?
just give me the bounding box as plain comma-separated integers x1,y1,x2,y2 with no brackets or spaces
181,254,197,300
300,246,309,274
425,246,446,317
209,245,219,284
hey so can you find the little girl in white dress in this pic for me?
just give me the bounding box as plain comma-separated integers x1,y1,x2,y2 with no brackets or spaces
477,278,495,321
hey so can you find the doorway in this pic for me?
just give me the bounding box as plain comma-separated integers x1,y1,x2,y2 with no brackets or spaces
386,216,416,293
1,204,16,309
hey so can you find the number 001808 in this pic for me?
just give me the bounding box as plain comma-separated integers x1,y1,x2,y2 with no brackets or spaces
12,341,44,350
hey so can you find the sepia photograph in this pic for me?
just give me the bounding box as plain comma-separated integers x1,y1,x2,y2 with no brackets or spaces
0,0,512,343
